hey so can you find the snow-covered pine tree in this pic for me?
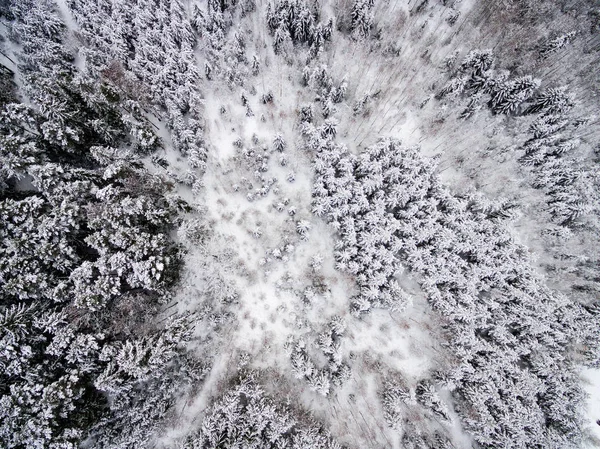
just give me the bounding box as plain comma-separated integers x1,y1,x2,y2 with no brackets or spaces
351,0,375,40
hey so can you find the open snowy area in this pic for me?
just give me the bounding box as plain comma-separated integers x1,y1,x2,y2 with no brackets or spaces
1,1,599,448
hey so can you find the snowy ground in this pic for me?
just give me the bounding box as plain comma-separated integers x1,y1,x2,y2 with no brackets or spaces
582,368,600,447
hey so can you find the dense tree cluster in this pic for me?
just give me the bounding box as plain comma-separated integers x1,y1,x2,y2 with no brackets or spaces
182,373,343,449
0,0,598,448
310,134,419,314
267,0,333,57
67,0,208,169
311,136,597,447
0,1,202,447
350,0,376,40
8,0,159,156
193,1,260,87
438,49,596,226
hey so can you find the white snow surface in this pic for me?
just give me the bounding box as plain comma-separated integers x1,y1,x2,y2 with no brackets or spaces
582,368,600,447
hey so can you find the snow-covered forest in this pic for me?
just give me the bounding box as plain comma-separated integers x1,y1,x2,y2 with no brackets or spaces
1,0,599,448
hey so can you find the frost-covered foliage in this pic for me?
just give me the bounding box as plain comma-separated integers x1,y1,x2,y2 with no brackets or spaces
382,382,412,428
0,304,100,448
437,49,540,116
1,0,599,448
519,87,593,225
313,137,594,448
87,315,207,449
193,1,259,87
302,64,347,118
415,380,451,422
381,376,453,446
311,137,419,314
0,2,201,447
182,373,343,449
286,316,351,396
0,108,182,312
267,0,333,57
538,31,577,59
350,0,376,40
0,302,200,449
438,49,596,227
67,0,207,167
7,0,160,156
